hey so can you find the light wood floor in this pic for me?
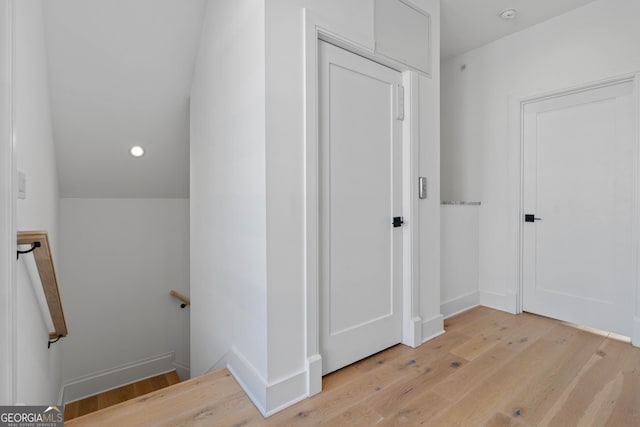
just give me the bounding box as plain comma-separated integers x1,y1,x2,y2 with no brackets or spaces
65,307,640,426
64,370,180,421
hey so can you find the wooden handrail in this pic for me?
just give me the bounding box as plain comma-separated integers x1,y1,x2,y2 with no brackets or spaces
170,290,190,308
17,231,68,341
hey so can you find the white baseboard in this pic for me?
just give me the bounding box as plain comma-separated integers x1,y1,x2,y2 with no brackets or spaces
402,316,423,348
264,369,307,417
306,354,322,396
632,316,640,348
421,314,445,343
226,346,309,417
479,290,518,314
441,291,480,319
226,347,268,416
173,360,190,381
62,352,178,404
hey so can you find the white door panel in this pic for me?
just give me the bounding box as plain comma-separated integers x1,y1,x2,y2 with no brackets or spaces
523,81,635,336
319,41,402,375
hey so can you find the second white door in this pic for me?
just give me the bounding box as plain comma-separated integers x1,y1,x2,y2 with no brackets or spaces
522,80,635,336
318,41,403,375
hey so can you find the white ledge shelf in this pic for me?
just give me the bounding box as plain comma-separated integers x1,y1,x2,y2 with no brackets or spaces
441,201,481,206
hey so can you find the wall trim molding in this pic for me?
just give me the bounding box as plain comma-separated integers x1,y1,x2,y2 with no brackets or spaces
62,352,178,404
264,369,308,417
479,290,517,314
441,291,480,319
172,360,190,382
226,347,267,416
421,314,444,343
306,354,322,396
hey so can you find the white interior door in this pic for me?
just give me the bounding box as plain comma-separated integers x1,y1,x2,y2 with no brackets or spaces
522,80,635,336
318,40,403,375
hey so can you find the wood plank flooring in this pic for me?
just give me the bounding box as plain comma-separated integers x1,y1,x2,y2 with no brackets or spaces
64,370,181,421
65,307,640,426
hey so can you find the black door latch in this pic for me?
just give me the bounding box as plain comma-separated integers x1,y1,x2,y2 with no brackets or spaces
524,214,542,222
393,217,404,228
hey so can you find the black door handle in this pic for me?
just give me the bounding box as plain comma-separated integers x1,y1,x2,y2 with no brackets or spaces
524,214,542,223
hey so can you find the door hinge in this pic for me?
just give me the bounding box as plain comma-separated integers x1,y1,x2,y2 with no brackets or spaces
393,216,404,228
397,84,405,121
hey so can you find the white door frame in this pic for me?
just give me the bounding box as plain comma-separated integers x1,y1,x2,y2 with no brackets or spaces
0,0,16,404
303,9,422,395
511,73,640,345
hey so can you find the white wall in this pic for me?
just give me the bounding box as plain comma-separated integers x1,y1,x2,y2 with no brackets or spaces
190,0,268,395
0,0,15,405
58,198,190,401
441,0,640,312
441,205,479,317
191,0,440,416
13,0,63,405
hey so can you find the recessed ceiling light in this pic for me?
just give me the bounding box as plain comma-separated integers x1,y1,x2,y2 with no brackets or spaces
499,9,518,20
129,145,145,157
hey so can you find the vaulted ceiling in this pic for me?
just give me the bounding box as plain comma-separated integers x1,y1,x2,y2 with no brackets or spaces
42,0,599,198
43,0,206,198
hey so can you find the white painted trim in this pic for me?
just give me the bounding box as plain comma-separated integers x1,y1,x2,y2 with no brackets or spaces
401,70,423,348
479,290,517,314
634,73,640,348
226,346,267,416
264,369,308,417
510,73,640,337
305,354,322,396
441,291,480,319
303,9,423,388
0,0,16,405
62,352,178,404
421,314,444,343
172,361,190,382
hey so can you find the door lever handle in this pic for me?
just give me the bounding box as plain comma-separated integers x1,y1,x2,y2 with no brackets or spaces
524,214,542,223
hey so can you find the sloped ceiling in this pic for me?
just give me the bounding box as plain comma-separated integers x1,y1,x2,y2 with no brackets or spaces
43,0,600,198
441,0,598,59
43,0,206,198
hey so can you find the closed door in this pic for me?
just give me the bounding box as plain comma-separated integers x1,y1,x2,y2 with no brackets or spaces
318,40,403,375
522,80,635,336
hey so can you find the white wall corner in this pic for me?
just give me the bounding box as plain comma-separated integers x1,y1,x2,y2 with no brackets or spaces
479,290,518,314
306,354,322,396
441,291,480,319
421,314,444,343
632,316,640,348
62,352,176,404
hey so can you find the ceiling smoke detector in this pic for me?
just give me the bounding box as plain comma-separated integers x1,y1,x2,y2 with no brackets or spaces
499,9,518,20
